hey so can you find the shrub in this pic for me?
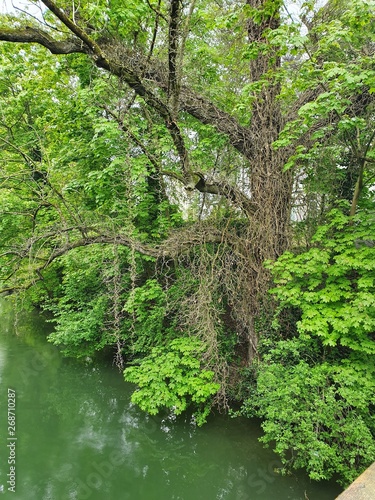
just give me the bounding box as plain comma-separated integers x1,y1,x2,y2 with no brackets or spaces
124,337,220,425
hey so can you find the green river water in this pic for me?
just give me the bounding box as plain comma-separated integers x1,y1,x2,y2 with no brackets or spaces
0,299,343,500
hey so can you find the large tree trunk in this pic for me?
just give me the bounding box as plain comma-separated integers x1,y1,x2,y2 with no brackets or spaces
236,0,293,361
247,0,292,256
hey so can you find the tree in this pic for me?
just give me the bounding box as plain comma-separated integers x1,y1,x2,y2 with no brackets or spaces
0,0,293,363
0,0,374,432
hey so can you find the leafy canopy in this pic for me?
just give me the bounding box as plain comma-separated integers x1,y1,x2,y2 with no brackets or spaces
266,209,375,354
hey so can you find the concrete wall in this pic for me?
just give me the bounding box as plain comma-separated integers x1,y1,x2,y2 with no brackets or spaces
336,463,375,500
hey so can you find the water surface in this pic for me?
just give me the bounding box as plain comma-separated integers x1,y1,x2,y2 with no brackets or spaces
0,299,342,499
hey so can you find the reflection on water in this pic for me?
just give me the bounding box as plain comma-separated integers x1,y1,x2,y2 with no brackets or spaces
0,344,6,385
0,299,343,499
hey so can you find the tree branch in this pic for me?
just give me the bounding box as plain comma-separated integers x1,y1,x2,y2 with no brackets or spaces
40,0,102,55
0,27,87,54
0,223,234,293
193,173,256,215
178,86,255,158
1,5,196,188
102,105,255,213
168,0,181,116
0,21,254,163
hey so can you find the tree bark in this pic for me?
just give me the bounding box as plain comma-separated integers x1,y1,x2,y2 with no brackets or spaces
230,0,293,361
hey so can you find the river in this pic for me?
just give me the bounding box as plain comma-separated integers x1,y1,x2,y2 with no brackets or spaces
0,299,342,499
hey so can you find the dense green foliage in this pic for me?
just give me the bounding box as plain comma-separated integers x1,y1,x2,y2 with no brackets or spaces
0,0,374,487
124,337,220,425
269,210,375,355
241,211,375,485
